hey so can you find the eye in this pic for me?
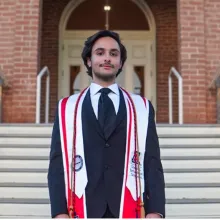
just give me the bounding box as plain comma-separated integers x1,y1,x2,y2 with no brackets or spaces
110,51,118,56
96,51,103,56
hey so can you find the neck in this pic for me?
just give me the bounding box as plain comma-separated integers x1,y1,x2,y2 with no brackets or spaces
92,77,116,88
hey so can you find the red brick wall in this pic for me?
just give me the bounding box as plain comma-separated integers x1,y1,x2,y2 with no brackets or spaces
147,0,178,123
41,0,178,123
0,0,41,122
178,0,220,123
41,0,70,122
0,0,15,122
1,0,219,124
178,0,206,123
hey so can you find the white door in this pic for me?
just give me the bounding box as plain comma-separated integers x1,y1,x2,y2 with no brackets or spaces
58,39,88,98
119,39,153,100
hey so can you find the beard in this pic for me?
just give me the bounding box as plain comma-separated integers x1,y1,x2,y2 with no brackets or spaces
93,70,117,82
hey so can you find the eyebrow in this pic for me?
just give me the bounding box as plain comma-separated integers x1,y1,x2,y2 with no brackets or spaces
94,48,120,52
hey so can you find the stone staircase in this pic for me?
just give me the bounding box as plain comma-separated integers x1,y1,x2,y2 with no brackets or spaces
0,124,220,218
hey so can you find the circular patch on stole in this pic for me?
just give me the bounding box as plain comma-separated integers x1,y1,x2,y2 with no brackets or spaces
73,155,83,172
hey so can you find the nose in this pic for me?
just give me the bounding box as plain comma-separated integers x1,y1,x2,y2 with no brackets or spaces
104,59,110,63
104,54,111,63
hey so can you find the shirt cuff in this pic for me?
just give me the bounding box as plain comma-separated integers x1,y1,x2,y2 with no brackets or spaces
154,212,163,218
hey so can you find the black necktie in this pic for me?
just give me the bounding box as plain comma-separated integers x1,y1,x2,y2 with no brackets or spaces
98,88,116,138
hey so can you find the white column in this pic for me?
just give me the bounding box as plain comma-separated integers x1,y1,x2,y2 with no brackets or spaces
80,65,89,90
62,64,69,97
124,64,133,92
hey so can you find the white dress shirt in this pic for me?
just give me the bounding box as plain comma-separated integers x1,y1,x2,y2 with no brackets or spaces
90,82,120,118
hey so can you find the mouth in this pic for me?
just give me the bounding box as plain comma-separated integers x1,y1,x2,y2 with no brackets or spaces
103,65,112,69
100,64,114,69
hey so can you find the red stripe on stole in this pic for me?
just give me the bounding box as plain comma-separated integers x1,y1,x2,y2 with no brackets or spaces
123,188,141,218
122,100,140,218
142,97,147,107
72,91,86,218
74,195,85,218
60,98,72,211
61,98,85,218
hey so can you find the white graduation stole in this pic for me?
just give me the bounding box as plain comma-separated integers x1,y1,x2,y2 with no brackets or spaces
58,87,149,218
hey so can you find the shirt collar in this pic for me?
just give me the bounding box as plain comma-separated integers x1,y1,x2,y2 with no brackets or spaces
90,82,119,96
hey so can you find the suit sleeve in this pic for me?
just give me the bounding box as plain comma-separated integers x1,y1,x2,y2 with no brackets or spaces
47,106,68,218
143,101,165,217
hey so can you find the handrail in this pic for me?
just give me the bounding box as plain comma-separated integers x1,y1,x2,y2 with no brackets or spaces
36,66,50,124
168,67,183,124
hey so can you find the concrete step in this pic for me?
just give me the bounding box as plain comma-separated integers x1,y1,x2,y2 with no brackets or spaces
2,146,220,158
3,182,220,188
161,148,220,157
165,172,220,184
159,137,220,145
0,138,219,148
162,160,220,169
0,144,49,148
0,183,47,187
1,186,220,200
0,215,50,219
1,198,220,205
0,173,47,184
2,133,220,139
0,124,219,146
166,183,220,188
2,139,219,147
1,159,220,170
160,144,220,148
0,168,48,172
0,203,50,217
1,124,220,136
2,167,220,174
166,188,220,200
159,134,220,138
0,156,48,160
0,148,50,157
0,198,49,204
0,187,49,199
162,155,220,160
0,137,50,145
0,161,48,169
0,134,51,138
0,124,52,135
0,203,220,218
0,124,219,219
164,168,220,173
0,144,219,149
1,172,220,184
157,125,220,135
166,203,220,218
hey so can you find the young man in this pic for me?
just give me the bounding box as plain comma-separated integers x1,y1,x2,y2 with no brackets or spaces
48,30,165,218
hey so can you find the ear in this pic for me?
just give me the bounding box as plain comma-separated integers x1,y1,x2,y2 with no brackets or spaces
87,58,91,67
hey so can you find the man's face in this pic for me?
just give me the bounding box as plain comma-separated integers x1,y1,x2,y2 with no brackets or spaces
87,36,122,82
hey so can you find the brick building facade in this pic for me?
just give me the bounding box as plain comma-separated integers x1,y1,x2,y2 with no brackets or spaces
0,0,220,124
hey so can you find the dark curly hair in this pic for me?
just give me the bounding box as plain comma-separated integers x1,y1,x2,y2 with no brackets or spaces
81,30,127,77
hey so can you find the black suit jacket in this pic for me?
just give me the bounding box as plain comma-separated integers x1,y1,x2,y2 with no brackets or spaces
48,91,165,218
